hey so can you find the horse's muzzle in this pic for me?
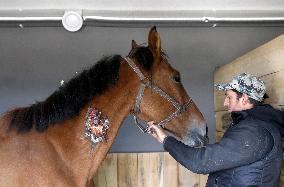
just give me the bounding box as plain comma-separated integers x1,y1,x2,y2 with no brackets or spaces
184,124,209,147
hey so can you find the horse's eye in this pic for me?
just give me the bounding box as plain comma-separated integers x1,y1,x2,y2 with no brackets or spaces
172,74,181,83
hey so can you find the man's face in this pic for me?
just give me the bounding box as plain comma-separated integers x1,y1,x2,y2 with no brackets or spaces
223,90,244,112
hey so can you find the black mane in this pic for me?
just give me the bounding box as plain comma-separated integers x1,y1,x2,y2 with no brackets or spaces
9,46,154,133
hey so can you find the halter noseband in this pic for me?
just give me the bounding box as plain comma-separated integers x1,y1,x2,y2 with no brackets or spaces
124,57,193,133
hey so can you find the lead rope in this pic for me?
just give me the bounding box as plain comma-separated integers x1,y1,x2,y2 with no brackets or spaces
124,57,193,133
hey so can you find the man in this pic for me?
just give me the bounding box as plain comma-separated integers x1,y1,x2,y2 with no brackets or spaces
148,73,284,187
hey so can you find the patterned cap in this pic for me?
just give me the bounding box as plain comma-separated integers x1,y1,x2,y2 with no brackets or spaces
215,73,266,101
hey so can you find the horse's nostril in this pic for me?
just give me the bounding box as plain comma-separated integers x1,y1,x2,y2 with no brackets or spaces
184,127,209,147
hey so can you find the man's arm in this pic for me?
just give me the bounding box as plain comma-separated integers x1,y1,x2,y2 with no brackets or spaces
163,124,273,174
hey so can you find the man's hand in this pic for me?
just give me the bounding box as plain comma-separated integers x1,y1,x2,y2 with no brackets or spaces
147,121,168,143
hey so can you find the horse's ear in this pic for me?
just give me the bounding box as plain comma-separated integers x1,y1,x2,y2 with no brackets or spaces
131,40,139,49
148,26,161,59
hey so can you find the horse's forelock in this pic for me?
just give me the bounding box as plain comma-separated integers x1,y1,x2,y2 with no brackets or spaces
128,46,154,71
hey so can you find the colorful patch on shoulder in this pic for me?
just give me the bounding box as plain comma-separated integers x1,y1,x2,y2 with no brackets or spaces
84,107,110,144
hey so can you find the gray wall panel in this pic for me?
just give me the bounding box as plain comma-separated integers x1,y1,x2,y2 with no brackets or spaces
0,26,284,152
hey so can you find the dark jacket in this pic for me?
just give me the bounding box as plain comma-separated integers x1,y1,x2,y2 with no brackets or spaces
163,104,284,187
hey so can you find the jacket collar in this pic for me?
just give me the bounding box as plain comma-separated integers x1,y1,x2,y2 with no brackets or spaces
231,110,249,124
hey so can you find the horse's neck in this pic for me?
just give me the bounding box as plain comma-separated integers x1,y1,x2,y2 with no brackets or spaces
47,62,139,184
45,96,133,185
85,61,140,177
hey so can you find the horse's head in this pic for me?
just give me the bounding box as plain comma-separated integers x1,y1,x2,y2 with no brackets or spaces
125,27,208,147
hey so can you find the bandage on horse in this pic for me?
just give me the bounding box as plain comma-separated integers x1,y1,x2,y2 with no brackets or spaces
0,26,208,187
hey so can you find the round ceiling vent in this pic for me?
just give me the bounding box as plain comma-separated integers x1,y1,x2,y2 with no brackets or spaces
62,10,83,32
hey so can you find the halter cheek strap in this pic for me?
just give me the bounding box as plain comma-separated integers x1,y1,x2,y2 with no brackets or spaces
124,57,193,133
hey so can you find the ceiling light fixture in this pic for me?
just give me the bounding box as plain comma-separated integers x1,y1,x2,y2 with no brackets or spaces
62,10,83,32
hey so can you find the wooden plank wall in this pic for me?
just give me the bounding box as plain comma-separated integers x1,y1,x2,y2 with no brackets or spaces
214,34,284,185
93,153,208,187
94,34,284,187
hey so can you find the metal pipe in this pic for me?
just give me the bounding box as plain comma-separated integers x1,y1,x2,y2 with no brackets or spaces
1,17,284,22
1,10,284,28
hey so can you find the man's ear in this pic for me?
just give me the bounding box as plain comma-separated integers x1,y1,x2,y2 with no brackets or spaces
242,94,250,105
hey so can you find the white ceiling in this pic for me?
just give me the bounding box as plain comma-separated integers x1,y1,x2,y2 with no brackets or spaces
1,0,284,29
0,0,284,11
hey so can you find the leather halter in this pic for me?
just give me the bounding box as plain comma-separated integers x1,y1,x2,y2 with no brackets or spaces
124,57,193,133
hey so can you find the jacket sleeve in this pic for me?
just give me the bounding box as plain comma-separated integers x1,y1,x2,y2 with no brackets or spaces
163,123,273,174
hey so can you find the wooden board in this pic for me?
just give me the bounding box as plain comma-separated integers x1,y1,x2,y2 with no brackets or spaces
199,174,209,187
94,154,118,187
215,111,231,132
118,153,138,187
178,164,199,187
214,34,284,84
215,70,284,111
163,153,179,187
262,70,284,105
214,34,284,111
94,153,208,187
281,162,284,187
138,153,162,187
215,131,224,142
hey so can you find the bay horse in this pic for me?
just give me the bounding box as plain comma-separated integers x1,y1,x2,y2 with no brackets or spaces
0,27,208,187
